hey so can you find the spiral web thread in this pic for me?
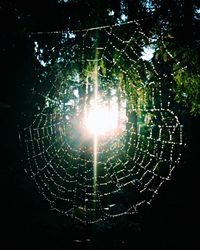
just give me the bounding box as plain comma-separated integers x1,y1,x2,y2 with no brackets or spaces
21,20,184,224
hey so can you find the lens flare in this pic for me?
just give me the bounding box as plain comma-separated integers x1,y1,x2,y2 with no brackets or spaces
85,104,118,136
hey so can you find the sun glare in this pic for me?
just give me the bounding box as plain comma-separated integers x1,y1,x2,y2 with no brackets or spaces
85,103,119,136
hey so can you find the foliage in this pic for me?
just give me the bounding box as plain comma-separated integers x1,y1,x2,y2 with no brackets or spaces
172,47,200,115
1,0,200,116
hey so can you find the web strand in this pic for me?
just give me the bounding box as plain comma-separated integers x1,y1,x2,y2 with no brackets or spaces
21,20,184,224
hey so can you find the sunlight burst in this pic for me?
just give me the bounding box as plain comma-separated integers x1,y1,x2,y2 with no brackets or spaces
85,103,119,136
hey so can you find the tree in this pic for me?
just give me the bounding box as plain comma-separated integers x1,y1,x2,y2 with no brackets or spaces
0,1,198,248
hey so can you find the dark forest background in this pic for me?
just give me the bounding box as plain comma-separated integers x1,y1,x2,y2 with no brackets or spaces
0,0,199,249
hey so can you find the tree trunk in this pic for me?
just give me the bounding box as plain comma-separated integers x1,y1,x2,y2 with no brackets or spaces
183,0,194,42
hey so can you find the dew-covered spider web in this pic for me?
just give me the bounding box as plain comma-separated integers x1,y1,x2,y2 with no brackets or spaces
20,20,184,224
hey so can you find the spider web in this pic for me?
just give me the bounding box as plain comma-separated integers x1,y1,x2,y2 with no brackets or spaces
20,20,184,224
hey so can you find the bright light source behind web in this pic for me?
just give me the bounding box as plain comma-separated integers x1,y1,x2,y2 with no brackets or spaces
85,103,119,136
